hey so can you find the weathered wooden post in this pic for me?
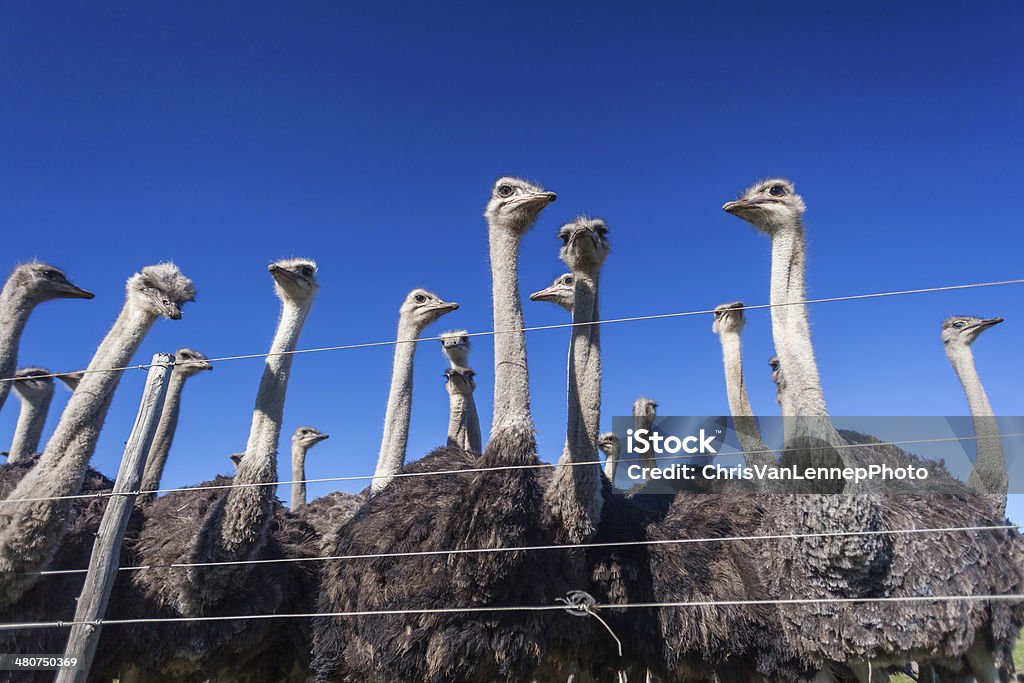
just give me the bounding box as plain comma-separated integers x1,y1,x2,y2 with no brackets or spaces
56,353,173,683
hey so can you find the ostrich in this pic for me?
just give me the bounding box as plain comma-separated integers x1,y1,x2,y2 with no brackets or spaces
290,425,329,509
370,289,458,494
711,302,776,470
443,367,482,452
724,178,1024,681
529,272,574,311
0,263,193,605
632,396,658,471
314,176,577,682
942,315,1008,515
544,216,610,545
0,262,93,413
440,330,482,452
229,451,244,469
138,348,213,500
102,259,321,682
768,356,786,408
6,368,55,464
598,432,620,484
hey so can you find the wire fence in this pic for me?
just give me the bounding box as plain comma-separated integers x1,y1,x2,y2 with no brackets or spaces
1,277,1022,384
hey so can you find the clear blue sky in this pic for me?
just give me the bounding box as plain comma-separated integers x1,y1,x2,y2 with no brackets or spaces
1,2,1021,520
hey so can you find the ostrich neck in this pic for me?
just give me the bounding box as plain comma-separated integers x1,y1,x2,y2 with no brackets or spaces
138,371,188,498
446,390,471,451
948,345,1007,510
489,227,531,431
371,317,421,494
545,268,603,543
0,287,35,412
291,441,307,509
0,301,156,602
216,296,311,558
603,445,619,484
718,331,773,466
777,226,828,417
8,388,54,464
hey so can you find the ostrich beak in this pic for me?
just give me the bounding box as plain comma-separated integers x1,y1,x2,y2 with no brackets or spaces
530,285,560,302
316,433,330,442
975,317,1004,331
722,198,761,215
432,301,459,313
61,283,95,299
268,263,299,284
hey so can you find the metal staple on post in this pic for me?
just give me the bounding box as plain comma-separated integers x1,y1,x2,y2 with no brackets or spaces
56,353,173,683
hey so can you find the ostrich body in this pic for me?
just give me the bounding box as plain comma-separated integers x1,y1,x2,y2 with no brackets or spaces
7,368,55,464
711,302,776,470
0,262,93,412
0,263,193,605
943,315,1008,515
290,425,329,509
725,179,1024,681
441,330,482,452
313,177,577,682
544,217,609,545
138,348,213,500
370,289,458,494
104,259,320,681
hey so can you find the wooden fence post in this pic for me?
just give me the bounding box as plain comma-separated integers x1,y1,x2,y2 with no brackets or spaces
56,353,173,683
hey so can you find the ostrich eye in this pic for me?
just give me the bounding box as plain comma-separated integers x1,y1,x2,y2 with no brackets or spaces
42,269,60,279
497,185,514,198
768,185,786,197
414,294,427,304
595,225,608,236
559,233,570,245
952,321,966,329
299,266,313,277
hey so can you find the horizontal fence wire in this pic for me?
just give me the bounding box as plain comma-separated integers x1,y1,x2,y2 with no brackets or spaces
1,277,1022,384
1,432,1020,505
29,523,1020,578
2,593,1023,632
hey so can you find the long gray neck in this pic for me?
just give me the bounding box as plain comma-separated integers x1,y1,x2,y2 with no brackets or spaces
138,370,189,499
0,286,35,413
215,296,311,559
8,386,54,464
446,389,472,451
718,331,774,467
371,317,421,494
291,440,307,509
545,269,603,543
0,301,156,603
779,226,828,417
489,227,531,432
633,410,657,470
603,443,619,483
948,344,1007,513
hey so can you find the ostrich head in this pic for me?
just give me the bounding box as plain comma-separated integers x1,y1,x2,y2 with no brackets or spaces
5,261,94,302
558,217,610,273
56,370,85,391
174,348,213,377
11,367,55,402
768,356,785,404
126,263,196,320
229,452,244,469
529,273,575,312
633,396,658,430
597,432,620,457
712,301,746,335
440,329,471,368
268,258,318,303
941,316,1003,349
292,425,329,450
722,178,806,234
444,367,476,396
400,289,459,331
484,176,557,233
